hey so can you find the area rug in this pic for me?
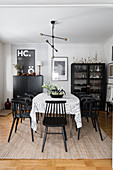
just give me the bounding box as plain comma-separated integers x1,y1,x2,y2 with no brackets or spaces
0,118,111,159
0,109,11,116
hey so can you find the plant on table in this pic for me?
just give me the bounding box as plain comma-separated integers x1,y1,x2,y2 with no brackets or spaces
42,82,66,96
42,82,54,94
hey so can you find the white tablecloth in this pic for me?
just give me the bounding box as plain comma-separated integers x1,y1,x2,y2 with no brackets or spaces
30,93,82,131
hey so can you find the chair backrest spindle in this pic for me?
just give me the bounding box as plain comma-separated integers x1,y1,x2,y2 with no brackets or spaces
45,100,66,118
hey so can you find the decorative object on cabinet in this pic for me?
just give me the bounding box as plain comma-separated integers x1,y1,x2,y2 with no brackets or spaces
52,57,68,81
14,64,23,76
17,49,35,73
5,98,11,110
28,66,35,74
37,61,42,75
87,57,92,63
13,76,43,98
71,63,106,109
73,57,75,63
40,21,67,59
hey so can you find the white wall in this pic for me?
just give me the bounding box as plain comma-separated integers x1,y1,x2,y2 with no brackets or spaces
0,43,4,109
2,42,105,100
48,43,104,93
3,44,12,103
104,36,113,63
104,37,113,84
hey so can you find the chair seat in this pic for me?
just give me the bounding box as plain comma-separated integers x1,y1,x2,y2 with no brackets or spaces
22,106,31,111
43,117,67,127
16,113,30,118
81,111,99,118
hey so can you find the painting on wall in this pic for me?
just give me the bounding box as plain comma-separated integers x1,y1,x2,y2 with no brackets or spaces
17,49,35,73
52,57,68,81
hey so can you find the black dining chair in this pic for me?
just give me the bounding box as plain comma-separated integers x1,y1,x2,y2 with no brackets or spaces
77,97,103,141
41,100,67,152
24,93,40,123
8,99,34,142
24,93,35,100
17,95,32,123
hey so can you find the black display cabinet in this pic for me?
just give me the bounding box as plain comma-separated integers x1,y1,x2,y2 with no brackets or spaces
13,75,43,98
71,63,106,110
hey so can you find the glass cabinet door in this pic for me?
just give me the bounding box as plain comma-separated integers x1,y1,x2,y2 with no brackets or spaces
73,64,88,93
89,64,104,99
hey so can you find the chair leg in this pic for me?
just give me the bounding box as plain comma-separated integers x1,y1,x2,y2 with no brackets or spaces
91,118,97,132
42,127,48,152
69,114,72,138
86,117,89,122
21,118,22,123
36,112,39,123
63,126,67,141
75,122,77,131
95,117,103,141
8,118,16,142
107,103,109,117
93,118,97,132
78,128,80,140
40,113,43,138
15,118,19,133
30,118,34,142
62,127,67,152
91,117,95,128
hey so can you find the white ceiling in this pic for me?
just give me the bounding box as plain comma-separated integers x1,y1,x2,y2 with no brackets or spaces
0,1,113,43
0,0,113,5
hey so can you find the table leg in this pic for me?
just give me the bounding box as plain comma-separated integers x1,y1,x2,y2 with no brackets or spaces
40,113,43,138
69,114,72,138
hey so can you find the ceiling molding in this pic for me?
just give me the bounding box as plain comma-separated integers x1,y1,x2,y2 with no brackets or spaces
0,4,113,8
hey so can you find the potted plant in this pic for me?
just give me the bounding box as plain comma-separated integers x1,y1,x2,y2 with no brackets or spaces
14,64,22,76
42,82,66,97
42,82,54,95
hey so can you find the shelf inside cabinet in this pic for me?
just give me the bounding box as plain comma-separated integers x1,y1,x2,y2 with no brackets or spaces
90,71,101,73
90,85,102,87
90,78,103,80
89,91,102,93
74,78,87,80
74,70,87,72
74,84,87,86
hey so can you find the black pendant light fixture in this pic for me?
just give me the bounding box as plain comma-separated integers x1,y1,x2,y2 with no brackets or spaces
40,21,67,59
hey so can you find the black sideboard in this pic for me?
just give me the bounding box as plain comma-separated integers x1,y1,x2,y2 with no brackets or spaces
13,75,43,98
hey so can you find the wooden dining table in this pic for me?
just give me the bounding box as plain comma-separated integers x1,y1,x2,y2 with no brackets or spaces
30,93,82,137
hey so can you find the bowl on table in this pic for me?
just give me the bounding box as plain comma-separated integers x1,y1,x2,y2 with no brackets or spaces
50,92,64,98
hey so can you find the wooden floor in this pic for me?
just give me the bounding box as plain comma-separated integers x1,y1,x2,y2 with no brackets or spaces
0,111,112,170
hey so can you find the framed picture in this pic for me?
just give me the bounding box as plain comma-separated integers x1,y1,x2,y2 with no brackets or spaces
106,84,113,102
17,49,35,73
108,62,113,78
52,57,68,81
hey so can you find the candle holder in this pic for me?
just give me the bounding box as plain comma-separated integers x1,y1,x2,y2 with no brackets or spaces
37,61,42,75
